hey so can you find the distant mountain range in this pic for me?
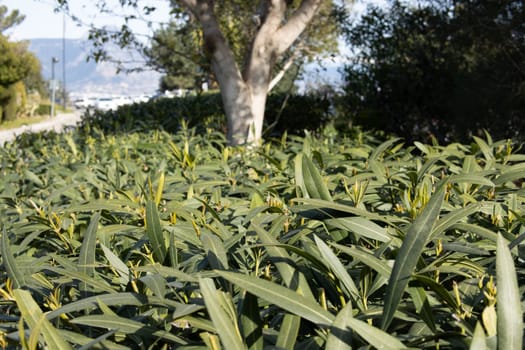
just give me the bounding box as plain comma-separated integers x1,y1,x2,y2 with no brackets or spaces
28,38,344,97
28,38,161,96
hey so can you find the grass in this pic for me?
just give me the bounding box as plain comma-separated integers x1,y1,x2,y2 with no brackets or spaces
0,103,75,131
0,115,50,131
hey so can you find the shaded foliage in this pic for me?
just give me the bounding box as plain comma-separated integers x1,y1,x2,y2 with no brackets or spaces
78,92,333,138
341,0,525,143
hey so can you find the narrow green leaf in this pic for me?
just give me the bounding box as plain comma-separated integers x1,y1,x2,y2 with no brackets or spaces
326,304,353,350
59,329,127,350
314,236,360,302
327,301,408,350
472,136,494,161
96,298,118,317
70,315,186,345
169,230,179,268
431,203,481,239
23,169,44,187
326,216,393,243
199,278,246,350
155,171,165,206
414,274,460,310
276,314,301,350
292,198,403,226
451,223,499,242
201,232,229,270
46,292,202,321
47,267,115,294
469,322,487,350
140,274,167,299
252,221,315,299
240,292,263,350
76,330,123,350
381,183,446,330
78,212,100,296
100,243,129,286
331,243,392,278
66,199,140,214
298,153,333,201
1,227,27,288
28,312,45,350
493,163,525,185
13,289,72,350
145,200,167,263
407,286,436,332
496,234,523,350
346,316,407,349
369,137,402,160
448,173,495,187
216,271,334,326
368,159,388,183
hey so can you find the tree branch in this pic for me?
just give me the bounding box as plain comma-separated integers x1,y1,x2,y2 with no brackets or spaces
273,0,323,55
268,51,299,92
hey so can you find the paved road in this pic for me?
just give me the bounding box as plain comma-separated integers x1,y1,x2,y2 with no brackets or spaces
0,111,82,146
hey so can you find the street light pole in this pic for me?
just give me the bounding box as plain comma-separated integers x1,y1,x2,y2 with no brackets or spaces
51,57,59,117
62,13,66,110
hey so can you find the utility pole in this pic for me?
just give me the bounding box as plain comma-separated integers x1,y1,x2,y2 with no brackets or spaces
51,57,59,117
62,13,66,110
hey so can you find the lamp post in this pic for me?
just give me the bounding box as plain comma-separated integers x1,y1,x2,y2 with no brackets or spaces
50,57,59,117
62,13,66,110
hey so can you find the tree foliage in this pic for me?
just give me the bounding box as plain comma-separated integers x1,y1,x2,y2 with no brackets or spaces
147,19,212,91
147,1,338,92
341,0,525,143
0,5,45,122
0,5,25,33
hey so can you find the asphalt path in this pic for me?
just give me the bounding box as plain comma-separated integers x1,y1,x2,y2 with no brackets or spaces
0,111,82,146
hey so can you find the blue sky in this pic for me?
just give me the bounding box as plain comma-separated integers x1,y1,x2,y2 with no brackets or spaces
4,0,373,40
2,0,171,40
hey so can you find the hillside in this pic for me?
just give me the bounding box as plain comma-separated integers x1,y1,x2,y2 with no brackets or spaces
28,38,161,96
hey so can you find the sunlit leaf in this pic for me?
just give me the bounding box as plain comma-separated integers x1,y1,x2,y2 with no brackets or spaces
199,278,245,350
496,234,523,350
145,200,167,263
216,271,334,326
14,289,72,350
381,183,446,330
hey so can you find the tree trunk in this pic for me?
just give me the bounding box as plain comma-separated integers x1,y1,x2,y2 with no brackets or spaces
182,0,323,146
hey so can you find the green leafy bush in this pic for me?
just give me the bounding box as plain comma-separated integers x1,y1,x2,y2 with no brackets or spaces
340,0,525,144
79,93,224,135
34,103,51,116
0,125,523,349
79,92,333,138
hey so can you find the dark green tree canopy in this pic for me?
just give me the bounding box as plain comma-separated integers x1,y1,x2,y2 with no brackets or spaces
0,4,45,122
0,5,40,90
341,0,525,143
0,35,33,87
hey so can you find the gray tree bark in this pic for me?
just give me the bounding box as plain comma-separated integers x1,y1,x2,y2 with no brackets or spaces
180,0,323,146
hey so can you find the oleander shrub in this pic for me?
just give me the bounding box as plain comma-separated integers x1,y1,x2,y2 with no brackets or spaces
0,125,523,349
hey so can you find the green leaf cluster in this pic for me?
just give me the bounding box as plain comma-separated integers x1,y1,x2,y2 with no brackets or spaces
0,124,524,349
